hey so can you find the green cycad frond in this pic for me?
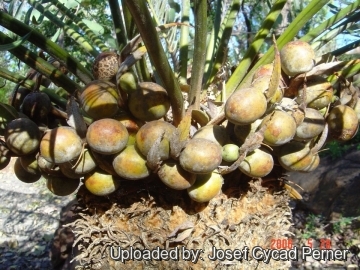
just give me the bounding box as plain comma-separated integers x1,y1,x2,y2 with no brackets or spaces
147,0,179,69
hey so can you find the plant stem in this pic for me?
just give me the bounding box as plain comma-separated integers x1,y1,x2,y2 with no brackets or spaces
225,0,287,97
122,3,137,39
206,0,241,87
42,88,68,109
311,11,360,52
124,0,184,126
108,0,128,51
0,67,67,108
203,0,222,84
237,0,330,90
0,10,93,85
327,60,360,84
135,57,151,82
188,0,207,110
0,32,81,95
179,0,190,80
331,39,360,57
0,67,37,90
300,0,360,44
121,2,148,81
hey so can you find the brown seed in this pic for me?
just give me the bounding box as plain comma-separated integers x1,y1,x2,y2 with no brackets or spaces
327,105,359,141
135,120,176,159
86,118,128,155
225,87,267,125
260,110,297,146
84,169,120,196
5,118,40,156
128,82,171,122
112,145,150,180
40,126,82,164
80,80,119,120
179,138,222,174
46,174,80,196
92,51,119,80
158,161,196,190
187,171,223,202
280,41,315,76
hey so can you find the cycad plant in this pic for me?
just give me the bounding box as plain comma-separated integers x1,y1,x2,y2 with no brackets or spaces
1,0,360,269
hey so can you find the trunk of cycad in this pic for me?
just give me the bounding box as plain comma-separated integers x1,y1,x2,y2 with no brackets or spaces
67,169,292,270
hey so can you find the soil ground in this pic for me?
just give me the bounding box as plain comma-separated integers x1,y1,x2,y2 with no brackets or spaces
0,158,75,270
